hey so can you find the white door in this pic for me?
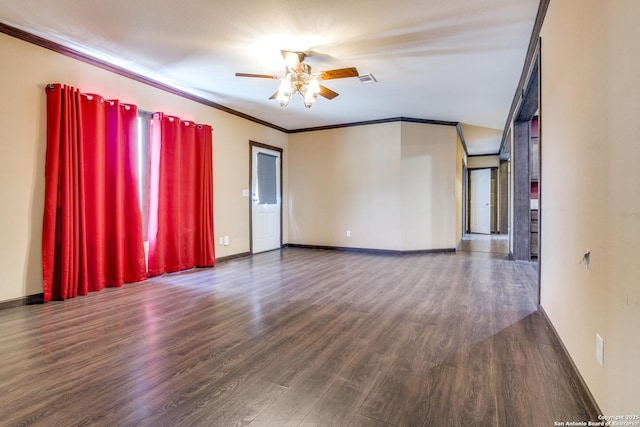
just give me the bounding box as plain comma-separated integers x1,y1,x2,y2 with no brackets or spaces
470,168,491,234
251,145,282,253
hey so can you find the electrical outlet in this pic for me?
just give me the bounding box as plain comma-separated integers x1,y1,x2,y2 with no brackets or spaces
346,230,351,237
596,334,604,367
218,237,223,245
223,236,230,246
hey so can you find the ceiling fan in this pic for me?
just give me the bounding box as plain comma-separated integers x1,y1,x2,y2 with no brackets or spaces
235,50,359,108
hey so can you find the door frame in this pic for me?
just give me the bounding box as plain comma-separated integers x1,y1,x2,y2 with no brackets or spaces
249,141,283,254
510,39,542,303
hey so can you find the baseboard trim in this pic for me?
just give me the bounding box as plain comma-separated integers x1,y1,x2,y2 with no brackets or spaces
284,243,456,256
0,293,45,310
538,305,602,418
215,252,251,263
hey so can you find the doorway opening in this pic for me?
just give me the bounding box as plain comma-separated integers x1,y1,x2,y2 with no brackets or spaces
512,58,540,262
468,167,503,235
502,41,541,303
464,165,508,255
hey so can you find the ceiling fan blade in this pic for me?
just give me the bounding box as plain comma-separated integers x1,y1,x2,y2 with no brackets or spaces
281,50,305,73
319,67,359,80
318,85,339,100
235,73,279,79
269,91,279,100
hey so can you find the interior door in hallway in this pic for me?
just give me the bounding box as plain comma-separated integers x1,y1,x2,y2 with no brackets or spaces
251,144,282,253
470,168,491,234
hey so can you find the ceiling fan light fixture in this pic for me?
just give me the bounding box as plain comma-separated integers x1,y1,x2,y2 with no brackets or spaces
303,76,321,108
277,76,293,106
236,50,359,108
303,91,316,108
308,77,320,95
279,97,291,107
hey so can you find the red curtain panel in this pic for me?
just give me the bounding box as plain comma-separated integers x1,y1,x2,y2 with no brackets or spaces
147,114,215,276
195,124,215,267
42,84,147,302
42,84,85,301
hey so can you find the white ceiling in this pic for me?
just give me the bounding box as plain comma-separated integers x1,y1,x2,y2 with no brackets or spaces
0,0,539,154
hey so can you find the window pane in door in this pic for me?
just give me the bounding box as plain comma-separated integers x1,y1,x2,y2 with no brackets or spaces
257,152,277,204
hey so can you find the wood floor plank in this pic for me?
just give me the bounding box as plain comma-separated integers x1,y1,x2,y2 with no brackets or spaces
0,243,593,425
357,356,433,425
536,342,593,422
299,348,389,426
494,362,540,427
250,333,363,426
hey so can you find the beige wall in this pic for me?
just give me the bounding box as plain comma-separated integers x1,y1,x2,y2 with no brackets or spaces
400,122,458,250
288,122,459,251
288,123,403,250
0,32,287,302
540,0,640,413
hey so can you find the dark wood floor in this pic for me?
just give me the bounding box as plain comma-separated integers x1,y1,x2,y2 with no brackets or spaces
0,240,591,426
